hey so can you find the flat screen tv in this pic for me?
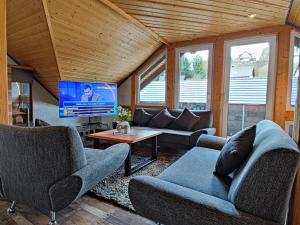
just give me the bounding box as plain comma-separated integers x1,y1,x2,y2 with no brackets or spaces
59,80,117,118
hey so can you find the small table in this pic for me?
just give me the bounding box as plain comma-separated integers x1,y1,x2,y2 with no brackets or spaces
88,129,163,176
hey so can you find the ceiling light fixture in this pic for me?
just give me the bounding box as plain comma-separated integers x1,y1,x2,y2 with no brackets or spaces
248,13,257,19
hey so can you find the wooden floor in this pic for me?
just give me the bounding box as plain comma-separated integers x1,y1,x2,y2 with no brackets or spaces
0,195,154,225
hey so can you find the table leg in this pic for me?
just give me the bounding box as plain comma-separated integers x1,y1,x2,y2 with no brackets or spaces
151,136,158,160
93,139,100,149
124,136,159,176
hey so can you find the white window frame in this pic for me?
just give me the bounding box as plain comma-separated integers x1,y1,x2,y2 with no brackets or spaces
137,51,167,105
174,43,214,110
222,35,277,136
286,31,300,111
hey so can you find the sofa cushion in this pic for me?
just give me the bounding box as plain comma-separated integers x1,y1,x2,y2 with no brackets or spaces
174,108,200,131
158,147,230,200
135,108,213,131
148,109,175,128
191,111,212,131
139,109,153,126
133,108,153,126
215,125,256,177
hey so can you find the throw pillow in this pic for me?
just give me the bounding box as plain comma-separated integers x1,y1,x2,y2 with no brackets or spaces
214,125,256,177
174,108,200,130
149,109,175,128
139,109,153,126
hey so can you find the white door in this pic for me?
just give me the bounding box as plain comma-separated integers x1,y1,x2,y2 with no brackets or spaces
222,36,277,136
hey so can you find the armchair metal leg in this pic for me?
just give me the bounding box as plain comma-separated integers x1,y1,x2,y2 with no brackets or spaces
48,211,57,225
7,200,16,214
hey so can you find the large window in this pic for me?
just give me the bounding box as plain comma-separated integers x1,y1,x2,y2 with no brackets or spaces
287,31,300,110
176,44,213,110
222,36,277,136
138,52,166,104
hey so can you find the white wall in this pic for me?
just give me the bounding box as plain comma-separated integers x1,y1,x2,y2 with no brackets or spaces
118,77,131,106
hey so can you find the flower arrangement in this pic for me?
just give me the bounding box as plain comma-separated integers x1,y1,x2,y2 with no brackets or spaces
115,106,132,122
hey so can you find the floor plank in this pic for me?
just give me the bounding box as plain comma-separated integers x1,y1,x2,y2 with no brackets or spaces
0,195,154,225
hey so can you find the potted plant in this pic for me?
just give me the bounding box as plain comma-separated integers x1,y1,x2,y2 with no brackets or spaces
113,106,132,134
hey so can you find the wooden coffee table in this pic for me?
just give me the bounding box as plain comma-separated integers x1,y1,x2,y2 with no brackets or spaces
88,129,163,176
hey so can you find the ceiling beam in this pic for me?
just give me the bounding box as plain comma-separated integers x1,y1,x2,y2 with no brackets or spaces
100,0,169,45
42,0,63,81
287,0,300,25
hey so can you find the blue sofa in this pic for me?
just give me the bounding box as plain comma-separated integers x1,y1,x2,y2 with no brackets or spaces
129,120,300,225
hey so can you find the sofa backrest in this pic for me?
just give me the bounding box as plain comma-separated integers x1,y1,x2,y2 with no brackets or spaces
133,108,212,130
228,120,300,224
0,124,86,210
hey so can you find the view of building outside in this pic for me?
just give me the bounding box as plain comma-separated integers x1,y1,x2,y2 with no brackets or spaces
291,36,300,106
178,50,209,110
226,42,270,136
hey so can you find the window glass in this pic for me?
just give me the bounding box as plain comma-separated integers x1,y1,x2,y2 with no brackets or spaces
290,36,300,107
138,54,166,104
178,49,210,110
226,42,272,136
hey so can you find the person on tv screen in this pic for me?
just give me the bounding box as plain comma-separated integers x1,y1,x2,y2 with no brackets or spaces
81,84,101,101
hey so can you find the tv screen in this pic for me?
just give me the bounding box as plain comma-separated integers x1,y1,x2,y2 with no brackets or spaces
59,80,117,118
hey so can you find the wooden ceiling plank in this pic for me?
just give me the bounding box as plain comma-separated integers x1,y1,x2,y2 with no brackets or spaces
113,0,286,22
99,0,168,44
7,0,61,96
112,0,289,42
48,0,160,47
51,22,158,53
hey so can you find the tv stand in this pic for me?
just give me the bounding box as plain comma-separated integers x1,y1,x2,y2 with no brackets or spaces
86,117,108,127
76,118,110,147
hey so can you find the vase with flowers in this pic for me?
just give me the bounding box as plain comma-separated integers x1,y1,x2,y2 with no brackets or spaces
113,106,132,134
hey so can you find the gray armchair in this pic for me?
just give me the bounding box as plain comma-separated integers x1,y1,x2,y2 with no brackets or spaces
0,124,129,225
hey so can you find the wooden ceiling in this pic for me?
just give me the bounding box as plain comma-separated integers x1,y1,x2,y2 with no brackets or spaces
7,0,60,95
7,0,161,96
6,0,296,96
287,0,300,27
112,0,291,43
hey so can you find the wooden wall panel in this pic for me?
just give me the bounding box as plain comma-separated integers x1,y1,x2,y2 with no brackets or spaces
7,0,60,96
45,0,161,84
112,0,290,43
274,27,291,128
166,45,175,109
0,0,9,124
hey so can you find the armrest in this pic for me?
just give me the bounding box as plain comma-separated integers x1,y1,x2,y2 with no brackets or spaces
75,143,129,196
49,143,129,212
129,176,269,225
190,128,216,147
49,175,82,212
196,134,227,150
